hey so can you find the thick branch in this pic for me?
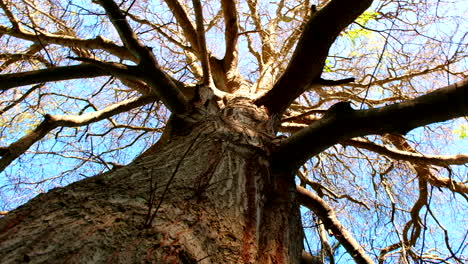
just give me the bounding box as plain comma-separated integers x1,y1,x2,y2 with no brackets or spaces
221,0,239,69
272,78,468,171
0,95,155,173
96,0,189,115
163,0,199,53
0,64,108,90
255,0,373,114
297,186,374,264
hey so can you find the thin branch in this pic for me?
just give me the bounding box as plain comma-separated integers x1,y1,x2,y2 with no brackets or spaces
297,185,374,264
94,0,147,60
0,84,42,114
125,13,193,52
246,0,275,63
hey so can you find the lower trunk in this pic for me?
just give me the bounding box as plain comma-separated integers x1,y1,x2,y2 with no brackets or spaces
0,98,303,263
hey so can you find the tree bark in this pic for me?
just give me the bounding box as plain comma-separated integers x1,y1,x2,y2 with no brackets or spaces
0,98,303,264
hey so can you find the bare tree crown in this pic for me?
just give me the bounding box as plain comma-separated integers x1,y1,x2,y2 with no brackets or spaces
0,0,467,262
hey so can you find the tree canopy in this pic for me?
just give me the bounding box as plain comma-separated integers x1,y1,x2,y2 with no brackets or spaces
0,0,467,263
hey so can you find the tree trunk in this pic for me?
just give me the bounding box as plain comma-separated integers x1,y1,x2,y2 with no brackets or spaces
0,97,304,264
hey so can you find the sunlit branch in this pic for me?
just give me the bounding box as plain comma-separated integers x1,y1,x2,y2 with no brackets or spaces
192,0,211,86
0,64,108,90
0,95,156,173
0,84,42,115
272,78,468,171
255,0,373,114
297,186,374,264
354,64,451,89
163,0,199,53
278,1,312,62
386,130,468,194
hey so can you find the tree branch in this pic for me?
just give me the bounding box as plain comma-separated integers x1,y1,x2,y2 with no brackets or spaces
272,78,468,171
192,0,212,86
95,0,189,115
67,57,144,81
297,186,374,264
163,0,199,53
342,138,468,166
0,64,108,90
94,0,147,60
378,134,428,262
255,0,373,114
221,0,239,69
0,25,134,61
0,95,156,173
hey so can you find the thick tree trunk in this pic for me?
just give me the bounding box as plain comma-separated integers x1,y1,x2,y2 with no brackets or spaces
0,98,303,263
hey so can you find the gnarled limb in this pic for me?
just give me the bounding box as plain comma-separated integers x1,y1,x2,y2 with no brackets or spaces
297,186,374,264
255,0,373,114
272,78,468,171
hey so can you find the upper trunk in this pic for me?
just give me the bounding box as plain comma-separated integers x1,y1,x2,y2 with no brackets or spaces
0,97,303,264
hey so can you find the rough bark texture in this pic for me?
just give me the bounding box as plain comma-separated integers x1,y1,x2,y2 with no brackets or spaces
0,97,303,264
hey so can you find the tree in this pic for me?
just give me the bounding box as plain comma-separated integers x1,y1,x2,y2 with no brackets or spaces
0,0,467,263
